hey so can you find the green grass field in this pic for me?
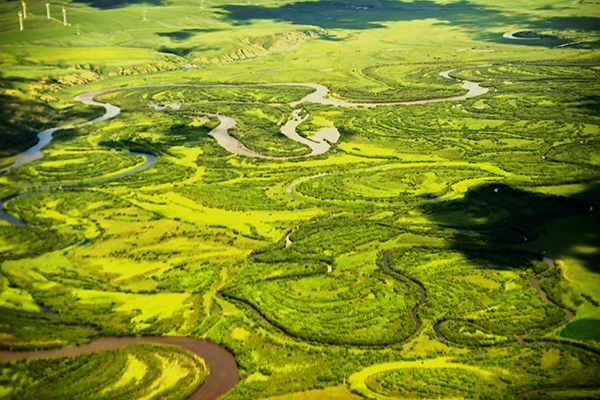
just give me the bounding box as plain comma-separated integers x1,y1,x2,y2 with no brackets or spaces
0,0,599,398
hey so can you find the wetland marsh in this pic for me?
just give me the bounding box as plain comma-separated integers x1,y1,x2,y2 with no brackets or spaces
0,0,599,399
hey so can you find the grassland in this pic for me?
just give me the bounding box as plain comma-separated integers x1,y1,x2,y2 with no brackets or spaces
0,0,599,399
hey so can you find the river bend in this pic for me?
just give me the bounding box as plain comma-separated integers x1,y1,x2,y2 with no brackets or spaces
0,336,238,400
382,249,427,341
1,70,487,172
433,256,574,343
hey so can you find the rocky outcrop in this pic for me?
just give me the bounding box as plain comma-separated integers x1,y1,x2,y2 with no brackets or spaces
221,29,326,63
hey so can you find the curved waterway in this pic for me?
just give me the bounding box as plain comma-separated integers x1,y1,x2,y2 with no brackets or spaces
0,88,156,224
1,70,487,225
517,256,574,342
383,250,426,341
196,110,339,160
289,69,489,107
1,71,487,171
433,256,574,343
0,336,239,400
503,30,540,40
0,91,121,174
0,151,156,226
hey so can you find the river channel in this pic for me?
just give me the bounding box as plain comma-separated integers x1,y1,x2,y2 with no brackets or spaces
432,256,574,343
0,72,489,398
382,250,427,341
1,70,487,226
0,336,238,400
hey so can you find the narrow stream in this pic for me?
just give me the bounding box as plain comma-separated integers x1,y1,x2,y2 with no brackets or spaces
432,256,574,343
382,250,427,341
517,257,575,341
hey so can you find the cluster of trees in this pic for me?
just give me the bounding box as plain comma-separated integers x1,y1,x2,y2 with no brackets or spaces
387,247,566,340
452,64,600,84
455,342,600,398
0,306,97,351
333,64,466,103
225,267,418,345
366,367,499,399
180,179,291,211
99,86,314,109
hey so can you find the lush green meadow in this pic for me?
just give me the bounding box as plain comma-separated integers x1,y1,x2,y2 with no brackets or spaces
0,0,599,399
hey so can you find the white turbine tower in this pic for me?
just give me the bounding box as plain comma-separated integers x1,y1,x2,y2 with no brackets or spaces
200,0,204,9
62,6,67,26
18,12,24,30
46,3,50,19
143,7,147,20
22,2,27,19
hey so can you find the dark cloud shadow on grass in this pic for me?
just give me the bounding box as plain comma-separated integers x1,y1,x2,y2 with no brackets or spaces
157,45,221,58
71,0,164,10
568,95,600,118
212,0,600,48
214,0,516,31
531,16,600,31
155,28,222,42
420,183,598,273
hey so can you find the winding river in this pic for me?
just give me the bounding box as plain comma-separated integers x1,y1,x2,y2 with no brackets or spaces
0,336,238,400
503,30,541,40
382,250,427,341
517,256,574,341
1,70,487,225
433,256,574,343
0,71,489,398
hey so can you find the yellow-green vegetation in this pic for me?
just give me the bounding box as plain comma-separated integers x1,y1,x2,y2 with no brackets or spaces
1,151,145,185
0,274,39,312
0,343,207,400
365,366,499,399
389,249,564,340
0,0,599,398
224,268,418,345
294,165,502,203
348,357,499,398
350,343,600,400
268,386,362,400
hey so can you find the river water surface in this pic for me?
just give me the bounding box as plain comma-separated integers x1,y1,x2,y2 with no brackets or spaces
0,336,239,400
